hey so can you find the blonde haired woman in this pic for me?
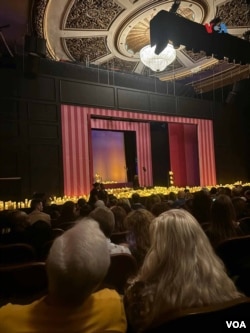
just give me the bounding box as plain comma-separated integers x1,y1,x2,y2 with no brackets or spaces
124,209,243,332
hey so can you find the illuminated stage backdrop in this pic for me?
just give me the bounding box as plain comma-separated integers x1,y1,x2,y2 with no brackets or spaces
61,105,216,196
91,130,127,183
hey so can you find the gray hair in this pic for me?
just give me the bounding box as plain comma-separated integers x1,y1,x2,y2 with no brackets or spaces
46,218,110,305
89,206,115,238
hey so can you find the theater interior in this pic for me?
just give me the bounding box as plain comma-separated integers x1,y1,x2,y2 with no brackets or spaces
0,0,250,204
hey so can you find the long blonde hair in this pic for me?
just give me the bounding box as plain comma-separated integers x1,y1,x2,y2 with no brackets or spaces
135,209,242,325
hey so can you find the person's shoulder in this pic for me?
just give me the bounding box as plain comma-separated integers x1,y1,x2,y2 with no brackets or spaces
87,289,127,332
92,288,122,300
42,211,51,218
109,242,131,255
0,297,44,315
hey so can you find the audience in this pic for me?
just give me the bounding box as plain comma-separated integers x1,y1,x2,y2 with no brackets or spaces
173,190,186,208
28,199,51,226
110,205,128,233
117,198,132,214
191,189,212,227
144,194,161,213
124,208,154,267
108,194,118,208
130,193,145,210
94,199,106,208
26,220,52,260
76,198,87,212
124,209,244,332
209,186,217,201
97,183,109,206
150,201,170,217
89,206,131,255
0,218,127,333
1,209,31,244
205,194,244,248
48,203,61,220
78,203,93,217
54,200,78,229
231,196,249,220
88,182,101,208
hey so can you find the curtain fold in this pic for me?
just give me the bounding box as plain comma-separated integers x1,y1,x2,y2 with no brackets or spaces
168,123,200,187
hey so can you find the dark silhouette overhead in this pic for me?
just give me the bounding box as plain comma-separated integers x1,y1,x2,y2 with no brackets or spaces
150,10,250,65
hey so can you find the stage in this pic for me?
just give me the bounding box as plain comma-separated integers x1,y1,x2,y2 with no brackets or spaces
103,182,133,189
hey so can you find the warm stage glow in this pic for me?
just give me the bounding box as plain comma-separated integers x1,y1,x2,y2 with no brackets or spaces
91,130,127,183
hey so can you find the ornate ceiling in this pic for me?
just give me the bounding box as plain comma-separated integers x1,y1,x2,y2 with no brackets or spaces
1,0,250,94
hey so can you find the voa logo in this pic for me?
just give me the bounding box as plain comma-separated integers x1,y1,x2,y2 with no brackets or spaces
226,321,247,328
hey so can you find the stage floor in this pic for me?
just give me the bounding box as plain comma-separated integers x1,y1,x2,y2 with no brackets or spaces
103,182,133,189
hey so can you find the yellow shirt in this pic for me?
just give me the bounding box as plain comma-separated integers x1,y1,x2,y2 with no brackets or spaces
0,288,127,333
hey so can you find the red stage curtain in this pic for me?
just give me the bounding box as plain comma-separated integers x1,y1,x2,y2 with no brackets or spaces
61,105,91,196
168,123,200,187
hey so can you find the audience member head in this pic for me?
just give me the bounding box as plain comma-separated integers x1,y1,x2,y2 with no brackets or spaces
191,189,212,224
89,206,115,238
231,196,248,220
27,220,52,258
211,194,236,226
150,201,170,217
93,182,101,189
125,209,243,331
108,194,118,208
130,193,145,210
58,200,78,223
49,204,61,219
110,205,128,232
124,208,154,266
177,190,186,199
94,199,105,208
46,218,110,306
30,198,44,212
207,194,241,247
117,198,132,214
97,183,109,205
77,198,87,209
210,186,217,198
7,210,30,233
131,193,141,204
79,203,93,217
216,186,232,197
168,192,177,202
244,189,250,202
145,194,161,212
231,185,243,198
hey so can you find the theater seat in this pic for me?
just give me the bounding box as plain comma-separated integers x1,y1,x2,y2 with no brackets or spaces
0,261,48,305
0,243,37,266
215,235,250,296
238,217,250,235
143,297,250,333
110,231,129,244
102,253,138,294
